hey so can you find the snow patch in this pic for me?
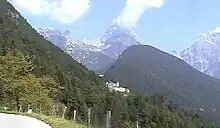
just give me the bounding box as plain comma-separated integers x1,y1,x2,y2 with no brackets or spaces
214,27,220,33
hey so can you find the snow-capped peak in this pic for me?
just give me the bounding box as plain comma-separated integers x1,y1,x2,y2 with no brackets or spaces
102,24,144,44
180,27,220,78
38,27,58,33
63,30,71,36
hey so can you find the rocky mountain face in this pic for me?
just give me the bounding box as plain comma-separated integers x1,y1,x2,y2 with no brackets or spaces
38,24,142,73
169,50,182,58
179,27,220,79
101,25,143,59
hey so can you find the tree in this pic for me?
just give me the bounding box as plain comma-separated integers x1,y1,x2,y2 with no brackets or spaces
0,51,54,113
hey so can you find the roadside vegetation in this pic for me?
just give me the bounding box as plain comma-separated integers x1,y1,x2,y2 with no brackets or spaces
0,109,86,128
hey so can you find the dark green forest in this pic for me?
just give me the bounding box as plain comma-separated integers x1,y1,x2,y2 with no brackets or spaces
0,0,219,127
105,45,220,122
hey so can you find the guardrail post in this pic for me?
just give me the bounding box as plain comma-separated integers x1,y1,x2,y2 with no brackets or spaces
106,111,111,128
62,106,67,119
73,110,76,121
88,108,91,128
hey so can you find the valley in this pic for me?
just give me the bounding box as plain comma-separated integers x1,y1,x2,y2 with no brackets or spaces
37,21,220,126
1,0,220,127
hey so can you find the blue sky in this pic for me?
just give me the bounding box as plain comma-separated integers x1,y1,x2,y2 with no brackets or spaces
9,0,220,52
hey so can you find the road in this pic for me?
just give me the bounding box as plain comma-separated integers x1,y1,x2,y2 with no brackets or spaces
0,113,51,128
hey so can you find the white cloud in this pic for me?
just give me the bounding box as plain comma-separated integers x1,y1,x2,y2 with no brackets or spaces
9,0,91,24
115,0,166,27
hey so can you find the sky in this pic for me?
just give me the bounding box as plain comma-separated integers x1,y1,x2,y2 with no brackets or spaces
8,0,220,52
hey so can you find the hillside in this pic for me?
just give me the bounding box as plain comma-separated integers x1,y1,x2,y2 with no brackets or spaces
0,0,104,120
105,45,220,121
0,0,104,86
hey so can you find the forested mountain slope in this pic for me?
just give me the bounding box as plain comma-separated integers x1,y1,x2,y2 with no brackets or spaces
105,45,220,121
0,0,104,121
0,0,219,127
0,0,104,87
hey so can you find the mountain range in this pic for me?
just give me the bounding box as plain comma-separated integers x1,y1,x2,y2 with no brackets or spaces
37,25,142,73
38,24,220,81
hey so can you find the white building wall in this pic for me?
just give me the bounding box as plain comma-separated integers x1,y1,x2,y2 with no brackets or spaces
106,81,130,93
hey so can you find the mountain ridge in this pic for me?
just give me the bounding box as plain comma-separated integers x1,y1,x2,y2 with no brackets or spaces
37,24,142,73
39,25,220,80
105,45,220,121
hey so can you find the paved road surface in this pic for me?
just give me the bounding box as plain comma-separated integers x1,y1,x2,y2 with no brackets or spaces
0,113,51,128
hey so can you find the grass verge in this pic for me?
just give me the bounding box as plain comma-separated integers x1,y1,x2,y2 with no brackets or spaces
0,110,86,128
